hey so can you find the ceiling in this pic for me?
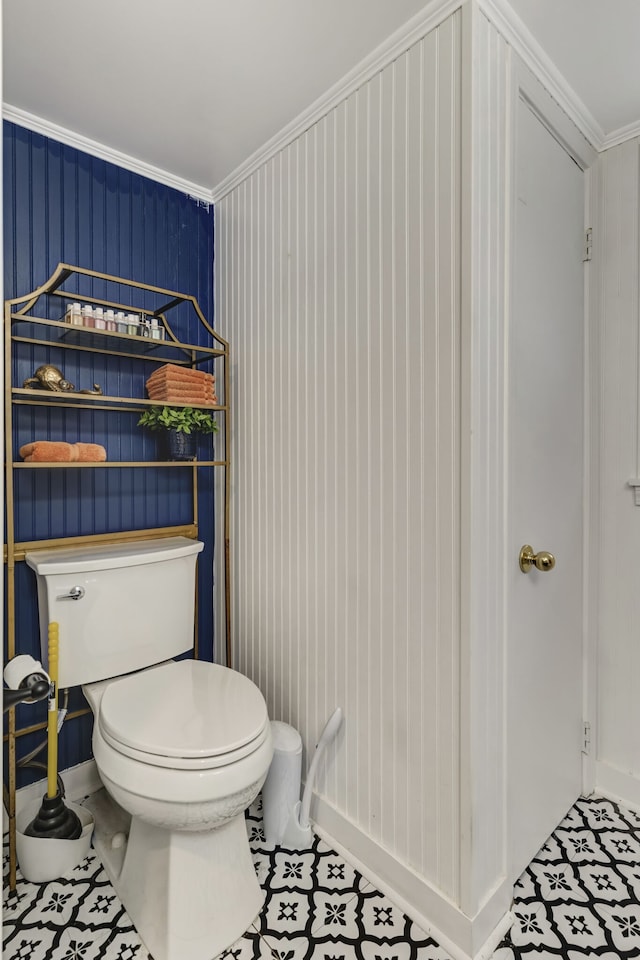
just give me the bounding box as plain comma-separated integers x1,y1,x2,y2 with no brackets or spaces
3,0,640,195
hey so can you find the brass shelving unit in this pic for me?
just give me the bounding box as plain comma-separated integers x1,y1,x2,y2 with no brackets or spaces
3,264,231,889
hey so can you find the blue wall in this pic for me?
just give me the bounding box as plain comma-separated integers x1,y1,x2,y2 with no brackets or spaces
3,121,216,782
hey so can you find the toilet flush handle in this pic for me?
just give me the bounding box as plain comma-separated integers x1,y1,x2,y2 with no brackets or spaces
56,586,85,601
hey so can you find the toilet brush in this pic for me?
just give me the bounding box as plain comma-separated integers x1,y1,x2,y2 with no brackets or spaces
24,622,82,840
282,707,343,849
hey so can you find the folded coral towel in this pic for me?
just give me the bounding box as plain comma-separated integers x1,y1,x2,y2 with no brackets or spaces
147,382,216,396
147,371,215,387
148,362,213,376
19,441,107,463
146,363,218,405
147,364,215,385
147,385,217,400
146,392,218,405
146,379,216,393
147,378,216,393
147,381,217,403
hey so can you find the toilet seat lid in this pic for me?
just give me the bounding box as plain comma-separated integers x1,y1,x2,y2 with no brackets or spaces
98,660,268,760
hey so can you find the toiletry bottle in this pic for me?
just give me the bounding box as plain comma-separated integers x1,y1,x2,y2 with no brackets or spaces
115,312,127,333
94,307,105,330
150,316,162,340
127,313,139,336
71,303,83,326
65,303,73,323
105,309,116,331
82,304,95,328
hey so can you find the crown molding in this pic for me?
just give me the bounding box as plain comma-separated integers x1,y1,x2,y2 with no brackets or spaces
7,1,633,208
211,0,463,202
602,119,640,152
477,0,605,151
212,0,611,202
2,104,214,205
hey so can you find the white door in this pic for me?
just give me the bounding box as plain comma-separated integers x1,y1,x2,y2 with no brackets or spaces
507,96,585,882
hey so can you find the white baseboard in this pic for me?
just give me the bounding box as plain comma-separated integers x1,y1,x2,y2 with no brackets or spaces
3,759,102,831
596,761,640,814
312,794,513,960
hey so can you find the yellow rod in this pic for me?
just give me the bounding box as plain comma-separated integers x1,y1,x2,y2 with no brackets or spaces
47,622,59,799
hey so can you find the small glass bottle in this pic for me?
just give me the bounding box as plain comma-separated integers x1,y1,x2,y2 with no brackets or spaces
150,316,162,340
71,303,83,326
105,309,116,331
115,311,127,334
94,307,105,330
82,304,95,328
127,313,139,336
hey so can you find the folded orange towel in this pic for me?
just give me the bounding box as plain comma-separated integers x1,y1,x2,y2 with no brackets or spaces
147,386,217,402
19,441,71,462
147,397,217,405
147,364,215,385
146,380,215,395
19,441,107,463
146,391,218,405
147,378,215,391
147,373,215,388
147,384,216,398
74,443,107,462
147,381,216,395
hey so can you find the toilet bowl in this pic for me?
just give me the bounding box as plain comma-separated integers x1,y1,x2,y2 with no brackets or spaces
25,538,274,960
83,659,273,960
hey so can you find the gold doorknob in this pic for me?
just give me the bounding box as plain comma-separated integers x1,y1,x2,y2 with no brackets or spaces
519,544,556,573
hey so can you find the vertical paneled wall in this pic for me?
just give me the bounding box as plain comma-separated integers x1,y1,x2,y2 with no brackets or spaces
3,122,216,780
595,138,640,804
460,8,510,919
216,13,462,900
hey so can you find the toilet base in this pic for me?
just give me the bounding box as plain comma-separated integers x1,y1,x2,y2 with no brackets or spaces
88,789,264,960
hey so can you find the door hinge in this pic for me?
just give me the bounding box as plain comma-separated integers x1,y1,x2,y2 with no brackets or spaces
583,227,593,262
582,720,592,755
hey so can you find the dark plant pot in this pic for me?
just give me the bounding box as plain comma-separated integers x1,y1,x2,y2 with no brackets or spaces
163,429,196,461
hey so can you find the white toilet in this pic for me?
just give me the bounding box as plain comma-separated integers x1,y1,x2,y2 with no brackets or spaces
26,537,273,960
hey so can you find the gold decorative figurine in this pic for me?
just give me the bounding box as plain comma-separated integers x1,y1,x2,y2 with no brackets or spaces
23,364,103,395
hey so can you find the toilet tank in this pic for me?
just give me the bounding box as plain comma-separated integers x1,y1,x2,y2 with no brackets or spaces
25,537,204,688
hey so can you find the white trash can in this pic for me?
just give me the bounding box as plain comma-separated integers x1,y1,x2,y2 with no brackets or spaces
16,799,94,883
261,721,302,844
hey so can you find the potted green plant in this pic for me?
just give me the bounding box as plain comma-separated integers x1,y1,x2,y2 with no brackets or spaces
138,406,218,461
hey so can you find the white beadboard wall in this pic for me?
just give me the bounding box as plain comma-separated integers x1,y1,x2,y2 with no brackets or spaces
595,137,640,808
216,10,462,907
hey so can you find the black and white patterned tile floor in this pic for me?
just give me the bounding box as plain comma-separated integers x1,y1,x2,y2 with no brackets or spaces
2,793,448,960
495,796,640,959
3,794,640,960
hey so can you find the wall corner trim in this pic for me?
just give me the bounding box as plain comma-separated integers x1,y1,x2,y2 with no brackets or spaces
2,103,215,205
210,0,463,202
476,0,604,151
